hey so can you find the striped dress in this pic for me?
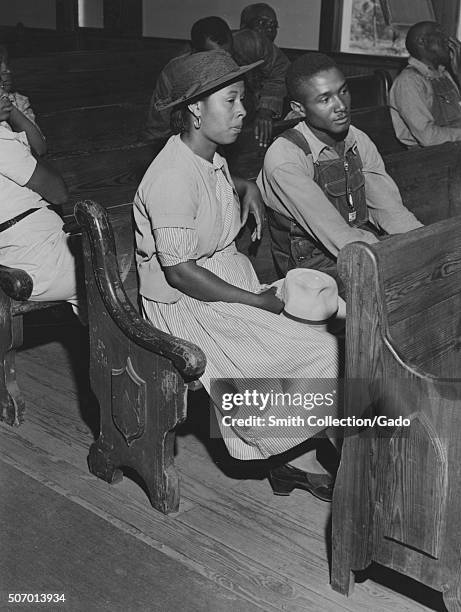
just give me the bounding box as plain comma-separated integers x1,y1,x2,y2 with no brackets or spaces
141,152,341,460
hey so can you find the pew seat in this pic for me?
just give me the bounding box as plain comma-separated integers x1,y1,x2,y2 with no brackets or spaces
74,200,206,514
331,216,461,612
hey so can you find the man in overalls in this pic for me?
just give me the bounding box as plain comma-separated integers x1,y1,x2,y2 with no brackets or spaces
257,53,422,295
390,21,461,147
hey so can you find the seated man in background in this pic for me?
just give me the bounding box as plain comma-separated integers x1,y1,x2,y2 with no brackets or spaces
390,21,461,147
236,3,290,145
257,53,422,295
0,92,83,316
143,14,289,148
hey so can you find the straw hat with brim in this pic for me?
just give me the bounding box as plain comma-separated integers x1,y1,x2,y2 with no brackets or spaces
271,268,346,334
155,50,264,111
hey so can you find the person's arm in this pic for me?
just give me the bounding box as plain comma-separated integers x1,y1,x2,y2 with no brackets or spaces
256,42,290,117
6,104,46,156
25,157,68,205
164,259,282,314
390,70,461,146
448,36,461,86
231,174,265,241
355,130,423,233
258,145,379,258
233,30,289,147
0,121,66,205
143,60,177,141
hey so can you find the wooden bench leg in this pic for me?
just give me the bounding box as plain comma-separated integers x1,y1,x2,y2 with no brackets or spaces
87,436,124,485
0,306,25,426
88,355,188,514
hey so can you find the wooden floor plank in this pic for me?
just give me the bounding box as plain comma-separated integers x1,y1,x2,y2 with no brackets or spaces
0,429,331,612
0,460,258,612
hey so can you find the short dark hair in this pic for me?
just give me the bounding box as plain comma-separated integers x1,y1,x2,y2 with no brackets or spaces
286,52,338,101
170,107,190,135
190,16,232,51
240,3,275,29
405,21,438,58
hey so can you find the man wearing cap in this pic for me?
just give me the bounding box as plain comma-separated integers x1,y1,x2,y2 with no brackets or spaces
257,53,423,294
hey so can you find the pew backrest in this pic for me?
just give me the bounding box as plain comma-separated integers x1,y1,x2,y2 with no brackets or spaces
351,105,405,155
40,102,148,156
10,48,176,112
338,214,461,378
51,141,160,213
347,69,392,109
384,141,461,224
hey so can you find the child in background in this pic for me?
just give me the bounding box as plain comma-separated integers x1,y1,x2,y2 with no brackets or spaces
0,44,41,136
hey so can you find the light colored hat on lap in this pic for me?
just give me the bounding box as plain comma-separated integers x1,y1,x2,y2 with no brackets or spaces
272,269,346,333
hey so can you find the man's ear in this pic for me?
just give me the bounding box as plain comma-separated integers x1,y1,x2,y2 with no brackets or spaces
290,100,306,118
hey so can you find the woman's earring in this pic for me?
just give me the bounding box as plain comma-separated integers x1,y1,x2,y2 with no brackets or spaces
193,115,201,129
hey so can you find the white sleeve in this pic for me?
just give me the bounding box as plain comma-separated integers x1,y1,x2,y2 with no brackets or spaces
0,126,36,186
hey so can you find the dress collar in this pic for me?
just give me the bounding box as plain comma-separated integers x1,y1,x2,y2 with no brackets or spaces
175,134,225,171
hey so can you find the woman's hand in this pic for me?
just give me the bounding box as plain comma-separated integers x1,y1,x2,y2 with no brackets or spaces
254,286,284,314
164,260,283,313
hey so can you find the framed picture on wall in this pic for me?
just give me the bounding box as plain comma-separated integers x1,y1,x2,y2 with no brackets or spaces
379,0,435,26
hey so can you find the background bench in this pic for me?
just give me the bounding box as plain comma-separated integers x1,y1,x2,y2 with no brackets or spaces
9,48,167,113
331,215,461,612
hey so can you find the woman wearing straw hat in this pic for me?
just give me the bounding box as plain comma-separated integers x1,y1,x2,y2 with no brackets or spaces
134,50,342,502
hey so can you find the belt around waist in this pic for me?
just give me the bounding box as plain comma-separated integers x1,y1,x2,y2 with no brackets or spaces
0,208,41,234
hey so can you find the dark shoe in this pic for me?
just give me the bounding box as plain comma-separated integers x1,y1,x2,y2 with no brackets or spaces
268,463,334,502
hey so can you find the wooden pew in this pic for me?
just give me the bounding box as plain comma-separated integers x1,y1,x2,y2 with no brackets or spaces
39,102,148,156
0,217,81,426
331,215,461,612
52,141,158,210
74,200,206,514
384,141,461,223
350,105,405,155
9,48,174,113
346,69,392,108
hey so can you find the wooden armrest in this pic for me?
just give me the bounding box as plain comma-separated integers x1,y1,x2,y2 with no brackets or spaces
0,264,33,301
74,199,206,383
